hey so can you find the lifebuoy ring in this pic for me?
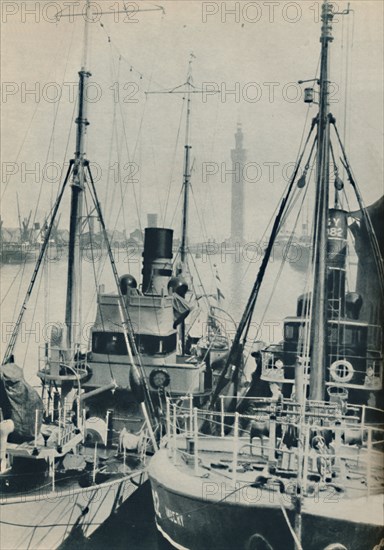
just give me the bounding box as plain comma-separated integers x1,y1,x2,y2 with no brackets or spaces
330,360,354,384
149,368,170,389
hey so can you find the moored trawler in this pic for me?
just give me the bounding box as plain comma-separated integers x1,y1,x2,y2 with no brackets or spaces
1,1,162,547
150,396,383,550
0,3,156,547
0,226,226,550
80,226,220,438
148,2,384,549
261,205,382,407
0,205,38,265
0,1,236,547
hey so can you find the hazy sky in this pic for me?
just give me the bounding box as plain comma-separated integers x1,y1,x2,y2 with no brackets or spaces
1,0,383,241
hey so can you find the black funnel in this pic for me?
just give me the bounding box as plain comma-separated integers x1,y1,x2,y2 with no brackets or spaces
142,228,173,294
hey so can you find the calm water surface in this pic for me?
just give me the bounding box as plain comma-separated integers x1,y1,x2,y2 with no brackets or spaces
0,247,307,383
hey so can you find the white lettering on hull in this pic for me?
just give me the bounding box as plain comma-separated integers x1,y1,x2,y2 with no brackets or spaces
166,506,184,527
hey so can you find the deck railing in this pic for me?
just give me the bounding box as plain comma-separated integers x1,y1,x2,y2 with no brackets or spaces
261,348,383,389
38,344,89,380
165,395,384,494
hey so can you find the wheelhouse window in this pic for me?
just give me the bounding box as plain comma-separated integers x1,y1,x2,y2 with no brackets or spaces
284,322,307,342
285,324,296,340
92,331,177,356
328,324,367,348
135,333,176,356
92,332,127,355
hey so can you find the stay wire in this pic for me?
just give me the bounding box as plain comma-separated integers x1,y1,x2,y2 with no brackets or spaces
86,164,157,421
240,121,318,347
333,122,384,297
163,97,187,227
234,104,316,297
190,183,217,269
84,184,115,382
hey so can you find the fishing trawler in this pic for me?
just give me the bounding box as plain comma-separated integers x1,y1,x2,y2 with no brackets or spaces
0,5,157,549
0,2,236,547
148,3,384,549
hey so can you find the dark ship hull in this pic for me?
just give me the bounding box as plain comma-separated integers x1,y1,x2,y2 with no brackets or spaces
147,2,384,549
150,448,383,550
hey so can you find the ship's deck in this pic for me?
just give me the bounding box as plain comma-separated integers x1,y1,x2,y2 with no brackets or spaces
150,441,384,526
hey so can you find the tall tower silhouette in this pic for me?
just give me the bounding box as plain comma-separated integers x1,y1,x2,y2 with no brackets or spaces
147,213,158,228
230,124,246,244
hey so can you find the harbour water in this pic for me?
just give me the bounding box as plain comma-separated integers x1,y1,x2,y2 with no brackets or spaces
0,245,308,385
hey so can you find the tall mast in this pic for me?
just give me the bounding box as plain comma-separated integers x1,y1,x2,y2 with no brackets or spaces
309,0,334,400
146,54,199,356
179,55,194,269
178,56,195,356
65,0,91,349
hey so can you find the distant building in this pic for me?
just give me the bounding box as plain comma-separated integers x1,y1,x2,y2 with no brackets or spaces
230,124,246,244
129,228,144,244
147,213,158,228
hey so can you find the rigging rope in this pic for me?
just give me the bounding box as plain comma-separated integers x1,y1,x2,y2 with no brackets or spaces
86,165,158,430
202,94,221,240
190,184,220,305
22,251,45,369
0,264,24,307
222,102,317,315
0,26,72,201
96,7,165,244
244,169,313,367
30,21,78,235
240,127,318,347
279,498,303,550
83,190,116,382
332,122,384,298
2,163,73,364
88,44,146,284
90,59,161,293
163,97,186,228
208,118,318,408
